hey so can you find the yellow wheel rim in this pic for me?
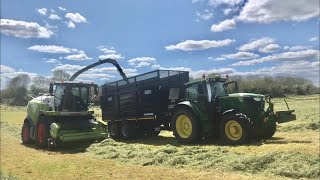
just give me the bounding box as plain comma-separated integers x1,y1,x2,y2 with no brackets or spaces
176,115,192,138
225,120,243,141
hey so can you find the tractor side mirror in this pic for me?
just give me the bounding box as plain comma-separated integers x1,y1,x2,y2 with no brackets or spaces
49,83,54,94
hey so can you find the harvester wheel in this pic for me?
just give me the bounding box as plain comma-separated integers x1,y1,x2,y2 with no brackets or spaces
219,114,250,145
262,122,276,139
108,121,121,139
172,108,200,143
21,120,31,144
36,121,49,148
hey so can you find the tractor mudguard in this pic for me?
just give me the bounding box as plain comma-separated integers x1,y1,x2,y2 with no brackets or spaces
173,101,201,118
275,110,296,124
222,109,236,116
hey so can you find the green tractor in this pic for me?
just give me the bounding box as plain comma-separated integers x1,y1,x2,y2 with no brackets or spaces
171,74,296,144
21,59,128,149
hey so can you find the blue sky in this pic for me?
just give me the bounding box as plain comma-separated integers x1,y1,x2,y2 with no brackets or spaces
1,0,319,88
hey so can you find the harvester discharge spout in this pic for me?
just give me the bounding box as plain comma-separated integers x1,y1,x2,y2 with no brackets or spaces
68,58,128,82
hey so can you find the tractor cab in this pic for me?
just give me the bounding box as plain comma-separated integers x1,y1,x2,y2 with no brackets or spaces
49,81,98,112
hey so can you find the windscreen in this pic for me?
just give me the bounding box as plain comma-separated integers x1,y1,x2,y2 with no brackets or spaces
210,82,227,97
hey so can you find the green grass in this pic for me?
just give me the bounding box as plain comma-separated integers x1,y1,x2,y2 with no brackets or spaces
1,95,319,179
274,95,320,132
0,171,19,180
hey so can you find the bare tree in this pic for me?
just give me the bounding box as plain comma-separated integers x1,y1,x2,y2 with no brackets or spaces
52,69,70,81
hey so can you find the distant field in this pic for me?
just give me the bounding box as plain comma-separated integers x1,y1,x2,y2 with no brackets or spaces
1,95,319,179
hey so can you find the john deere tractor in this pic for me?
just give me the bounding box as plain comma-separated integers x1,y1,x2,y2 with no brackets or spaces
21,59,128,149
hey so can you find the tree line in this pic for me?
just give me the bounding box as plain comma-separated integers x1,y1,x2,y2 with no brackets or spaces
227,75,319,97
0,70,70,106
1,70,319,106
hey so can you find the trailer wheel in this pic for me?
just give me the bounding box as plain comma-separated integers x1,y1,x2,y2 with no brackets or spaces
108,122,121,139
219,114,250,145
261,122,276,139
36,121,49,148
121,121,136,139
21,120,31,144
172,108,200,143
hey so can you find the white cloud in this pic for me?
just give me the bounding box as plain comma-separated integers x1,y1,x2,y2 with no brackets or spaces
99,54,124,60
64,51,92,61
211,19,236,32
208,0,243,6
37,8,47,15
196,10,213,21
49,14,61,20
238,37,280,53
151,64,162,69
237,0,320,23
97,46,117,54
165,39,235,51
44,58,61,64
232,49,320,66
288,45,312,51
0,19,54,39
58,7,66,11
1,65,16,73
223,8,234,15
309,36,319,42
128,57,156,67
98,46,124,60
220,51,260,60
67,21,76,28
28,45,78,54
52,64,83,72
211,0,319,32
259,43,281,53
238,37,275,51
65,13,87,23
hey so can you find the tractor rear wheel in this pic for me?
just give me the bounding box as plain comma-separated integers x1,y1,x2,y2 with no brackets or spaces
36,121,49,148
21,120,31,144
261,122,276,139
172,108,200,143
108,121,121,139
219,114,250,145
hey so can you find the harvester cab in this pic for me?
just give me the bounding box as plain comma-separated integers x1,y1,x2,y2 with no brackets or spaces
49,82,98,112
21,58,128,149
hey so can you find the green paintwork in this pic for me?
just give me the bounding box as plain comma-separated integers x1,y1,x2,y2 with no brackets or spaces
27,99,50,125
178,78,296,137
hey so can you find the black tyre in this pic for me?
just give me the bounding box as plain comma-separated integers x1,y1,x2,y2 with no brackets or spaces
121,121,136,139
261,122,276,139
172,108,200,143
219,113,250,145
145,130,160,137
108,121,121,139
21,120,31,144
36,121,49,148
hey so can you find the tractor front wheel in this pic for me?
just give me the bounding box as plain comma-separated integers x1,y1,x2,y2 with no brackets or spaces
21,120,31,144
172,108,200,143
219,114,250,145
261,122,276,139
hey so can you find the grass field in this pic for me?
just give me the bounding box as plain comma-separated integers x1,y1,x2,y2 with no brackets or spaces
1,95,319,179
